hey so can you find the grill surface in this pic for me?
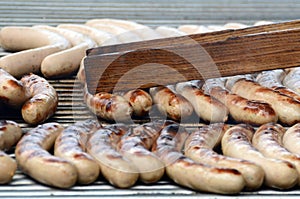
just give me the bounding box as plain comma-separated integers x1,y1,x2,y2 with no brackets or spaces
1,0,300,198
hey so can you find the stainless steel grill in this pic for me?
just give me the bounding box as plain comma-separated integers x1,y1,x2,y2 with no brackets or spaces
1,0,300,198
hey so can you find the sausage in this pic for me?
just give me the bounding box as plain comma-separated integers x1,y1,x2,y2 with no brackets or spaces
0,68,28,108
177,25,210,34
117,122,165,183
175,81,229,123
21,73,58,124
184,123,264,190
222,124,298,189
152,123,246,194
226,76,300,125
86,124,139,188
34,25,96,78
252,122,300,185
0,120,22,184
204,78,278,125
0,26,70,77
54,119,101,184
155,26,186,38
223,22,248,29
283,123,300,155
57,24,119,46
87,23,142,43
76,58,86,84
83,85,133,122
122,89,153,117
150,86,194,121
85,18,162,40
15,122,78,188
283,67,300,95
256,69,300,102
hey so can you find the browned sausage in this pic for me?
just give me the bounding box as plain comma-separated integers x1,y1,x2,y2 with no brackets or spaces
226,76,300,125
176,81,229,123
152,123,245,194
0,120,22,184
118,122,165,183
86,124,139,188
252,123,300,185
122,89,153,117
204,78,278,125
184,123,264,190
54,119,101,184
0,68,28,108
15,123,78,188
150,86,194,121
21,73,58,124
83,85,133,122
222,124,298,189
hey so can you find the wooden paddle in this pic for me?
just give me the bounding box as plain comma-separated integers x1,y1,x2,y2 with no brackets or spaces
84,20,300,94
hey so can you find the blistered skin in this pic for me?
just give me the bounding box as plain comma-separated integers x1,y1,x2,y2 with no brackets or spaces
152,123,245,194
15,123,78,188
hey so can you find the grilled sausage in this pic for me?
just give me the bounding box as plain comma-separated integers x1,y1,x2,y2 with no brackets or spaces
256,69,300,102
283,67,300,95
0,120,22,184
175,81,229,123
283,123,300,155
226,76,300,125
57,24,119,46
152,123,246,194
54,119,101,184
252,123,300,185
83,85,133,122
118,122,165,183
87,124,139,188
204,78,278,125
222,124,298,189
34,25,96,78
15,123,78,188
0,26,70,77
184,123,264,190
0,68,28,108
123,89,153,117
150,86,194,121
21,73,58,124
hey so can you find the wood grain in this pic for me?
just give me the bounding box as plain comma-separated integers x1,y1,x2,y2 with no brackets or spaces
85,22,300,94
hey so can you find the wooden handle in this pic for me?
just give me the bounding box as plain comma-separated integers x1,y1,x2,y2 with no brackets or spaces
85,25,300,94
